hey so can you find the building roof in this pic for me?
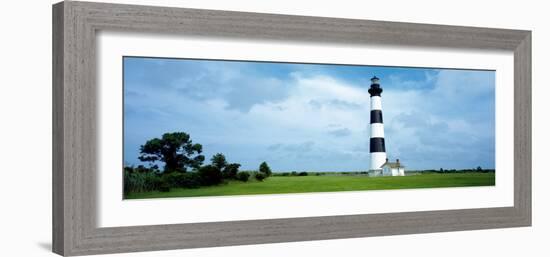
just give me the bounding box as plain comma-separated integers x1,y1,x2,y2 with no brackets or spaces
381,159,404,168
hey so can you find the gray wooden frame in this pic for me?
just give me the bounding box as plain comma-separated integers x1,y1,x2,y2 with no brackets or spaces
52,1,531,256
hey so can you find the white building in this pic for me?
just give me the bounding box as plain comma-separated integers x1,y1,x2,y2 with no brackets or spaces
380,158,405,176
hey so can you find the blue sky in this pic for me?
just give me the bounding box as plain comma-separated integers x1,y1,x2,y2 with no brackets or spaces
124,57,495,171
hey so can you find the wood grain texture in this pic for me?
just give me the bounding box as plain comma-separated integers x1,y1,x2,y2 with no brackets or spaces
52,2,65,255
52,1,532,256
514,32,532,224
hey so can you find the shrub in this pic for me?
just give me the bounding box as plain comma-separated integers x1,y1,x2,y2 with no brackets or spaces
254,172,266,181
163,172,183,188
179,172,202,188
236,171,250,182
298,171,308,176
124,170,163,195
198,165,223,186
159,181,171,192
223,163,241,179
163,172,201,189
280,172,290,176
315,172,322,176
259,162,272,177
291,171,298,176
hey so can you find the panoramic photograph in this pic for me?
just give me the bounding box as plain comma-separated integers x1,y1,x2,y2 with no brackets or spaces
122,56,495,199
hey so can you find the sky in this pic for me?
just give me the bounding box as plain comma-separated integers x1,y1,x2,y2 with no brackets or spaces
123,57,495,172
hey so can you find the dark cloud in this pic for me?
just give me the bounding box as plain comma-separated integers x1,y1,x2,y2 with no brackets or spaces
328,128,352,137
266,141,316,153
392,112,429,128
126,58,293,113
124,90,145,98
394,136,495,171
308,100,322,110
424,70,495,122
174,73,291,112
328,99,362,110
227,78,291,112
385,109,494,170
283,141,315,152
267,143,282,151
308,99,362,111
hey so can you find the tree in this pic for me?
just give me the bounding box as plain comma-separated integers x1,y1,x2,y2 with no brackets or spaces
211,153,228,170
476,166,483,172
223,163,241,179
254,172,266,181
138,132,205,173
259,161,272,177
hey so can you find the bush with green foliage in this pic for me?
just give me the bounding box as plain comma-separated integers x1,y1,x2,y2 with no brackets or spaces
297,171,308,176
123,170,163,195
223,163,241,179
180,172,202,188
159,181,171,192
198,165,223,186
259,161,272,177
254,172,266,181
163,172,202,189
236,171,250,182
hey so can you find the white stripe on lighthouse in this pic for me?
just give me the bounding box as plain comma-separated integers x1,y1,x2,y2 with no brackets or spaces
370,96,382,110
370,152,387,170
370,123,385,138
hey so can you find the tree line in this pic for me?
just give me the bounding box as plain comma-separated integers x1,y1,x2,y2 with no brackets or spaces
124,132,272,196
415,167,495,174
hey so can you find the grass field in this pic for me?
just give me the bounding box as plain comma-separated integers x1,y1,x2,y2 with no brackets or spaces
125,172,495,199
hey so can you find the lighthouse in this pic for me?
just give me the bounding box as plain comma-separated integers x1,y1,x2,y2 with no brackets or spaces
368,76,387,176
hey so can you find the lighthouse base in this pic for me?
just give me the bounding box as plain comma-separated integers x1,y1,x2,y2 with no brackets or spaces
368,169,383,177
369,168,406,177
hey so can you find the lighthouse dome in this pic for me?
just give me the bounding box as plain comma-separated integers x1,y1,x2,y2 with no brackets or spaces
368,75,383,96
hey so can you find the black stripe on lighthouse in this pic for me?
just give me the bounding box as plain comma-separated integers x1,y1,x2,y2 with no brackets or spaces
370,137,386,152
370,110,383,124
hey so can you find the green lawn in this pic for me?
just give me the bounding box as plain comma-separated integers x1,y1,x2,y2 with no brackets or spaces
125,172,495,199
